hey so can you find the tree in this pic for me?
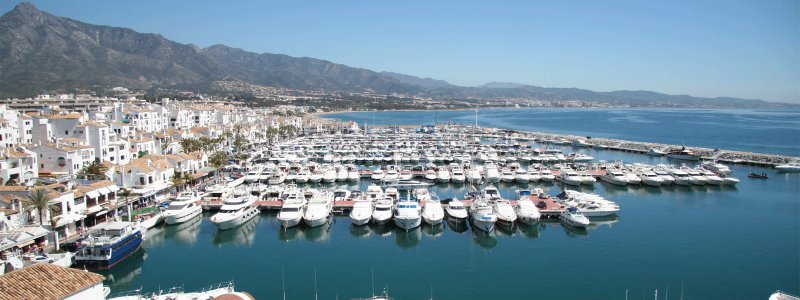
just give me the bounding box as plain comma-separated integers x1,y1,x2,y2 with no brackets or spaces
48,204,62,251
182,172,194,189
78,161,109,180
118,188,133,222
209,151,229,182
25,188,52,226
170,174,185,192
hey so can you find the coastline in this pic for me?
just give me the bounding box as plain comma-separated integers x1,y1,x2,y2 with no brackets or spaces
307,109,799,167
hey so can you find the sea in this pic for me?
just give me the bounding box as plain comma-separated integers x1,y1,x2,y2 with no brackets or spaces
99,109,800,300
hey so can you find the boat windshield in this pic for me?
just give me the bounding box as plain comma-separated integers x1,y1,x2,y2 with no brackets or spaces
219,209,240,214
376,206,391,211
280,207,300,213
167,204,187,210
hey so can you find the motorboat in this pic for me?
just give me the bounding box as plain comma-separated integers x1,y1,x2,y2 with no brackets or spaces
202,184,233,203
277,188,307,228
653,166,675,185
667,148,701,161
600,170,628,186
500,169,516,183
514,198,541,225
424,169,438,181
556,169,583,186
569,153,594,162
515,168,530,182
528,169,541,182
442,200,466,223
748,172,768,179
349,199,373,226
559,207,590,228
492,199,518,229
347,167,360,182
647,148,666,156
295,170,310,184
484,163,501,183
267,172,286,185
539,169,555,181
385,168,400,181
308,171,323,183
682,167,707,185
701,161,732,176
622,170,640,185
637,170,663,187
322,168,337,183
436,168,451,183
698,169,723,185
372,198,394,225
303,191,333,227
393,198,422,231
333,189,351,202
365,184,384,201
422,199,444,225
74,222,144,270
572,139,591,148
210,189,259,230
450,167,466,183
246,183,268,200
336,166,349,181
668,168,692,186
371,169,386,181
579,172,596,185
469,198,497,233
244,167,263,183
383,179,431,191
466,167,482,184
163,191,203,225
775,161,800,172
557,190,620,217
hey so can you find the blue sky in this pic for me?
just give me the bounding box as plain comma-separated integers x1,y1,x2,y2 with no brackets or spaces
2,1,799,103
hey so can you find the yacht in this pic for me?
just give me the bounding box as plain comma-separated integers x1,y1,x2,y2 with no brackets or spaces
74,222,144,270
277,188,307,228
514,198,541,225
308,171,323,183
600,170,628,186
558,190,620,217
484,163,501,183
572,139,591,148
667,148,701,161
258,169,273,183
466,167,482,184
333,189,351,202
246,183,268,200
304,191,333,227
424,169,438,181
775,161,800,172
622,170,641,185
445,199,469,222
637,170,664,187
559,207,590,228
347,167,360,182
385,168,400,181
515,168,530,182
539,169,555,181
422,199,444,226
210,188,259,230
436,168,451,183
492,199,518,229
365,184,384,201
698,169,723,185
450,167,466,183
556,169,583,186
668,168,692,186
163,191,203,225
336,166,349,181
349,199,373,226
500,169,516,183
295,170,310,184
469,198,497,233
647,148,667,156
394,198,422,231
267,172,286,185
701,161,732,176
683,167,707,185
372,198,394,225
371,169,386,181
528,169,541,182
653,166,676,185
570,153,595,162
322,168,337,183
244,167,263,183
579,172,596,185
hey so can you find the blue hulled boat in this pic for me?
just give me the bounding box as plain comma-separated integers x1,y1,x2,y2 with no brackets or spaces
73,222,145,270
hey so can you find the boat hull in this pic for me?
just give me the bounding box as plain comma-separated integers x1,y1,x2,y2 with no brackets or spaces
164,206,202,225
394,216,421,231
470,217,495,233
304,215,330,228
278,216,303,228
212,207,260,230
74,229,144,270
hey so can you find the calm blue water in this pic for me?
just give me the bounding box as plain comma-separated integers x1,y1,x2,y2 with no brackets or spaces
98,143,800,300
325,108,800,156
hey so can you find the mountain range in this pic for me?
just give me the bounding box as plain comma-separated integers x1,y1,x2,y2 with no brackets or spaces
0,3,793,108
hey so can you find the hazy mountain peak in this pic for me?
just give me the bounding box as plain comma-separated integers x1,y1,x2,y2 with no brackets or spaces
380,72,453,89
478,82,527,89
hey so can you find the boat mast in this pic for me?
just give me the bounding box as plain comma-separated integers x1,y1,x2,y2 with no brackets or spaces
282,268,286,300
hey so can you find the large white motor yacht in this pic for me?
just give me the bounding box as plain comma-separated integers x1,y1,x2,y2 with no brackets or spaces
350,199,373,226
210,188,259,230
393,199,422,231
514,198,541,225
163,191,203,225
559,207,590,228
372,198,394,225
557,169,583,186
600,170,628,186
422,200,444,225
469,199,497,233
492,199,518,229
277,188,307,228
445,199,469,222
303,191,333,227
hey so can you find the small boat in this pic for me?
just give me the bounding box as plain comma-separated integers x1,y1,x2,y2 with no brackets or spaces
303,191,333,227
469,198,497,233
393,198,422,231
559,207,590,228
775,161,800,173
277,188,306,228
349,199,373,226
445,199,469,222
646,148,667,156
514,198,541,225
372,198,394,225
422,199,445,226
748,172,768,179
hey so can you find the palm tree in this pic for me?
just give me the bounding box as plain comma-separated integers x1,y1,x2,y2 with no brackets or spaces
25,188,52,226
117,188,133,222
182,172,194,189
170,174,185,192
79,161,109,180
209,151,229,183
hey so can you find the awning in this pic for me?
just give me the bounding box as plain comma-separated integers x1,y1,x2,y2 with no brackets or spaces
107,185,120,192
198,166,217,173
55,213,84,228
86,190,101,198
95,209,109,216
98,187,112,195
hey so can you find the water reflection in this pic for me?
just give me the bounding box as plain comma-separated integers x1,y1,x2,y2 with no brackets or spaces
446,218,468,233
212,215,259,247
421,223,444,239
394,227,421,249
162,215,203,245
277,220,334,243
349,224,371,239
369,223,394,237
99,249,146,290
517,222,543,239
471,228,497,249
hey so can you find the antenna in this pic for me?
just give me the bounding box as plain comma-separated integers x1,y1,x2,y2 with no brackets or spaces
282,267,286,300
314,268,318,300
371,267,375,297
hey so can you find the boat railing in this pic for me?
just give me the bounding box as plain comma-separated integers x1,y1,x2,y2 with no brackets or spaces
107,287,143,299
200,280,235,293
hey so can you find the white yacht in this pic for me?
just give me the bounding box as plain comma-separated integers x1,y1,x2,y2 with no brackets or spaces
372,198,394,225
210,189,259,230
622,170,641,185
469,199,497,233
384,168,399,181
653,166,676,185
336,166,349,181
667,148,701,161
322,168,337,183
466,167,482,184
371,169,386,181
244,167,263,183
246,183,268,200
515,168,530,182
267,172,286,185
365,184,384,202
528,169,541,182
436,168,451,183
539,169,555,181
445,200,469,222
775,161,800,172
303,191,333,227
492,199,518,228
559,207,590,228
422,200,444,226
699,169,723,185
424,169,438,181
647,148,667,156
202,184,233,203
277,188,307,228
485,163,500,183
637,170,664,187
514,198,541,225
683,167,707,185
349,199,373,226
333,189,351,202
579,172,596,185
308,171,323,183
668,168,692,186
347,167,360,182
701,161,732,176
295,170,310,184
163,191,203,225
500,169,516,183
450,167,466,183
600,170,628,186
557,169,583,186
558,190,621,217
393,199,422,231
